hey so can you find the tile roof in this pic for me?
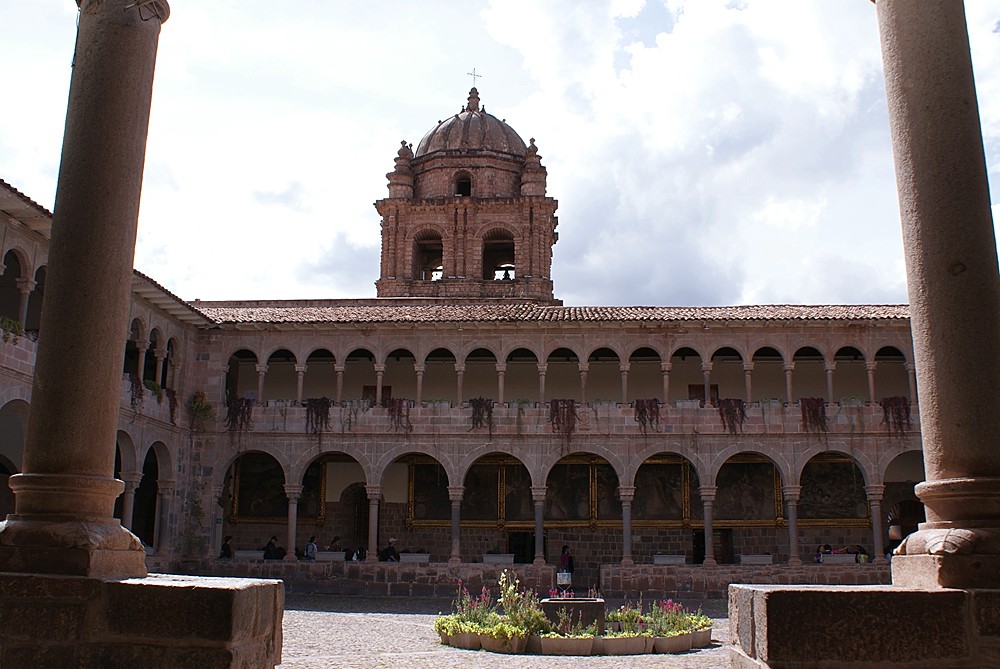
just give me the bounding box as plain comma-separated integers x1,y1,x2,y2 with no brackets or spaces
196,303,910,326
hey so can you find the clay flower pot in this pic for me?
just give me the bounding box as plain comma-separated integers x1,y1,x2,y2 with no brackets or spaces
447,631,480,650
480,635,528,654
653,632,692,654
540,636,594,656
600,635,650,655
692,628,712,648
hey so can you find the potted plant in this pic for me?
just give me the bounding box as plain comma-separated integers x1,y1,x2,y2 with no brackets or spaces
647,598,692,654
686,610,713,648
539,607,596,655
602,601,650,655
440,580,495,650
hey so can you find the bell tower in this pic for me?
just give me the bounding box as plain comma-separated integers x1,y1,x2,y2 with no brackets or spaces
374,89,559,304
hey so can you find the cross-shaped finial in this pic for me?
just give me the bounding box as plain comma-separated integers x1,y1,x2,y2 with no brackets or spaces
467,68,483,88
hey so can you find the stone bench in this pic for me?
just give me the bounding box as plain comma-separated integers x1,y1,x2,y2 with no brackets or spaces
398,553,431,563
316,551,346,562
233,549,261,560
739,554,773,565
653,554,687,565
820,553,858,564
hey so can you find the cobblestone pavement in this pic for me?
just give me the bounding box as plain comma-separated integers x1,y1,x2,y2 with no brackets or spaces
279,595,730,669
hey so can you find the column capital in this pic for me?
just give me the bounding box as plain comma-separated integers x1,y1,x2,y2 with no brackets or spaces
865,484,885,501
158,480,176,496
495,363,507,373
865,361,878,372
743,362,754,372
414,364,425,374
617,485,635,502
255,364,268,375
619,362,630,373
661,362,672,373
334,364,346,373
577,362,589,373
283,484,303,499
536,364,547,374
530,485,548,502
447,485,464,502
824,361,836,373
781,485,802,502
373,364,385,373
295,364,307,374
699,485,717,501
15,278,35,294
701,362,713,373
454,364,465,374
119,471,143,487
365,484,383,500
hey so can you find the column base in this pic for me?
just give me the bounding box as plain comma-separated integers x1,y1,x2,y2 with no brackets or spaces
0,517,146,578
892,553,1000,589
702,557,717,567
533,556,546,566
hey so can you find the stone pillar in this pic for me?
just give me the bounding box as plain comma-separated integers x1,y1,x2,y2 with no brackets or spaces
448,486,463,564
284,484,302,561
136,343,148,380
619,363,629,404
153,347,166,386
876,0,1000,589
578,363,589,404
661,362,671,404
366,485,381,561
219,365,229,403
374,364,385,406
455,364,465,404
867,484,888,565
495,363,506,405
824,361,835,403
414,364,425,404
295,364,306,404
537,364,547,404
783,485,802,565
743,362,754,404
532,486,547,565
905,362,917,405
255,364,267,404
701,363,712,407
619,486,635,565
155,480,174,553
700,485,717,566
119,472,142,530
0,0,168,578
15,278,34,325
866,361,878,403
335,364,345,404
783,362,795,403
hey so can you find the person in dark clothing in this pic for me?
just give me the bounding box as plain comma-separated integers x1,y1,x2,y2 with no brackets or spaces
379,537,400,562
262,535,280,560
219,535,233,559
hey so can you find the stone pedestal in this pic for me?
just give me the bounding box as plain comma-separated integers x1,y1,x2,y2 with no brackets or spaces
0,573,284,668
729,584,1000,668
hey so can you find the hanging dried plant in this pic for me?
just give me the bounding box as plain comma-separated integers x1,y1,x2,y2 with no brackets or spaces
128,372,144,412
385,397,413,434
633,398,661,435
305,397,332,438
880,396,911,435
225,397,254,433
800,397,828,433
549,399,577,440
718,398,747,434
469,396,495,438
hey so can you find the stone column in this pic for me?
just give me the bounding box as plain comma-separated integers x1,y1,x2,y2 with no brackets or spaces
866,484,888,565
578,363,589,404
414,364,425,404
619,486,635,565
455,364,465,404
495,363,506,405
448,486,463,564
619,363,629,404
904,362,917,405
374,364,385,406
824,362,835,403
136,343,148,380
661,362,671,404
155,480,175,553
876,0,1000,588
153,347,166,386
537,364,547,404
255,364,267,404
15,278,34,325
700,485,717,566
335,364,345,404
119,472,142,530
366,485,382,561
783,485,802,565
295,364,307,404
284,484,302,561
219,365,229,403
0,0,168,578
783,362,795,403
743,362,754,404
866,361,878,403
532,485,547,564
701,363,712,407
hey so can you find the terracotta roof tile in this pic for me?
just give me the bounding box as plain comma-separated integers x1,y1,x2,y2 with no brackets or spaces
196,303,910,326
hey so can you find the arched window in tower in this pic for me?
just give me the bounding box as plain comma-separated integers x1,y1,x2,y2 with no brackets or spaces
413,231,443,281
482,228,515,281
454,172,472,197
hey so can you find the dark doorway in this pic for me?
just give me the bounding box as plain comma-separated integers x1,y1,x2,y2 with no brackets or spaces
693,528,734,564
509,531,535,563
132,450,159,547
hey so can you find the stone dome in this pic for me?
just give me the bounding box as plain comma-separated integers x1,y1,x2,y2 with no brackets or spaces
414,88,527,159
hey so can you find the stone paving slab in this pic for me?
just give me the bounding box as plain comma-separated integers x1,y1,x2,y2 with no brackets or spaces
279,594,730,669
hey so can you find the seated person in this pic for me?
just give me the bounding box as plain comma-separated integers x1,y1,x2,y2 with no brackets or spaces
379,537,400,562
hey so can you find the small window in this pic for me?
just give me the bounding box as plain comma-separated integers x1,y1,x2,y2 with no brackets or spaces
456,177,472,197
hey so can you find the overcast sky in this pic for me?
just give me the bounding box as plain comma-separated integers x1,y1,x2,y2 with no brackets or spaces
1,1,998,306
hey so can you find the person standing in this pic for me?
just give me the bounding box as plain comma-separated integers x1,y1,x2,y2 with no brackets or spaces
262,535,279,560
219,535,233,559
304,535,318,560
560,545,574,573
